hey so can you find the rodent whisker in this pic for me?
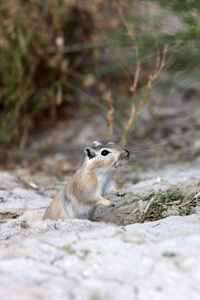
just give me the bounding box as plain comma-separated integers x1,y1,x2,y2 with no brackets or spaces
129,150,150,158
128,146,151,154
123,164,132,172
129,141,166,154
129,152,149,158
101,164,115,181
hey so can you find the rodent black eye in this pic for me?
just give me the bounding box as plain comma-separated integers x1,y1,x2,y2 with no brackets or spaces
101,150,110,156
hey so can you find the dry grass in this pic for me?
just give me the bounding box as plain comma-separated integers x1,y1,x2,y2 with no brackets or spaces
139,190,199,223
0,0,98,148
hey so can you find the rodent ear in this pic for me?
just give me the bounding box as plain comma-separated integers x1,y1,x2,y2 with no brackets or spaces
107,142,115,145
93,141,102,147
84,147,96,159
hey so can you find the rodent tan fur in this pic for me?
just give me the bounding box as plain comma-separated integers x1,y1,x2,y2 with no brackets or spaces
43,141,130,220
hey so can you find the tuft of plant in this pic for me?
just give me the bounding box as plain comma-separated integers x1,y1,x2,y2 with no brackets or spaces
90,294,103,300
139,189,197,223
20,220,29,229
162,251,177,258
64,244,76,254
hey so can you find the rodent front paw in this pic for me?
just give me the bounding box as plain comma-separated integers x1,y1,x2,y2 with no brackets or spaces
102,199,113,207
116,191,126,197
113,188,126,197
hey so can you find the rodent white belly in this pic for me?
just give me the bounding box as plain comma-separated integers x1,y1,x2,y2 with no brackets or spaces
97,172,113,196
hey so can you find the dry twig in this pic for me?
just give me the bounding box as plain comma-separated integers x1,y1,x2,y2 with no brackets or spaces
106,91,115,141
119,45,168,146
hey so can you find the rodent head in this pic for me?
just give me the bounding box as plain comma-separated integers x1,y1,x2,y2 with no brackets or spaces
84,141,130,171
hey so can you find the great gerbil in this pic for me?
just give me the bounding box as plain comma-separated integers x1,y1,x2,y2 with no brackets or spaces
43,141,130,220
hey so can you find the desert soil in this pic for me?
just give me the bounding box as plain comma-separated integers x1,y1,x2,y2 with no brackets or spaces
0,86,200,299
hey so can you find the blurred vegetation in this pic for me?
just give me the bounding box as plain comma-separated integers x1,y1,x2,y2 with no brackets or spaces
0,0,200,149
0,0,96,148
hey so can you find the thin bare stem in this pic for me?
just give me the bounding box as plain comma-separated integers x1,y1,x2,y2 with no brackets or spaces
119,45,168,146
119,86,151,145
106,91,115,141
127,51,141,130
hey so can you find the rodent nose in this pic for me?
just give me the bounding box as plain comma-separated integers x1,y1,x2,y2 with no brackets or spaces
125,149,130,157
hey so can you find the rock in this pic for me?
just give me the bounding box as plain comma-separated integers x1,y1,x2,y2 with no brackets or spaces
1,215,200,300
0,172,51,221
18,209,45,222
0,166,200,300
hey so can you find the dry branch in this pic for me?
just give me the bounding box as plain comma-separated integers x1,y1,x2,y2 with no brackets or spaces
119,45,168,146
106,91,115,141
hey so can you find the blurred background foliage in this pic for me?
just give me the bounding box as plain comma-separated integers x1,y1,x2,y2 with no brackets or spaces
0,0,200,149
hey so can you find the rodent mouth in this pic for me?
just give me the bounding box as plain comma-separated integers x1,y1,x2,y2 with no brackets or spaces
114,157,129,168
125,149,130,158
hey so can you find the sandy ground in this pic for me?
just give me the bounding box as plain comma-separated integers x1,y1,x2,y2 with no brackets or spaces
0,164,200,300
0,85,200,299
